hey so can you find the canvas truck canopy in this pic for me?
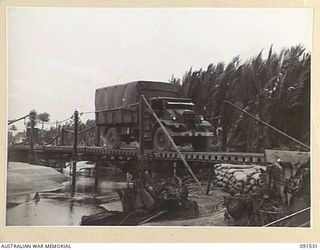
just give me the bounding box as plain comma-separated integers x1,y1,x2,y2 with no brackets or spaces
95,81,180,111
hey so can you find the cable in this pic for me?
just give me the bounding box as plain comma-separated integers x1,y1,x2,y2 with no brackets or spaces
39,116,73,125
224,100,310,150
262,207,310,227
8,113,73,127
78,125,96,135
79,111,95,116
8,114,29,125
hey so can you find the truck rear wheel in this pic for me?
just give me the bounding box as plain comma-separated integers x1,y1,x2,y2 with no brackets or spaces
153,127,173,151
105,127,121,149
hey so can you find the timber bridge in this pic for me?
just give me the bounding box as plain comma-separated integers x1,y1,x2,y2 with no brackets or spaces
8,144,265,164
8,97,310,190
8,97,276,167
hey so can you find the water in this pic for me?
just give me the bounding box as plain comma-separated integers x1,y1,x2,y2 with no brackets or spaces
6,162,126,226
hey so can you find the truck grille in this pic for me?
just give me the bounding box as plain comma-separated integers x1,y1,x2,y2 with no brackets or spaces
183,113,196,129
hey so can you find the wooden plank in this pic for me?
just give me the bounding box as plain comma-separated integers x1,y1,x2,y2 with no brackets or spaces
265,149,310,165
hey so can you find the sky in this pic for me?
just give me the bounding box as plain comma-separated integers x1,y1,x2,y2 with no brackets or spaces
7,7,313,132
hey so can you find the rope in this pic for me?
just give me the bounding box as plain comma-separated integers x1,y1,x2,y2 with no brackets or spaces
63,129,74,133
44,124,96,145
44,132,63,145
40,110,95,145
40,116,73,125
96,102,139,113
262,207,310,227
8,114,29,125
118,210,146,226
80,111,95,116
10,112,75,126
224,100,310,150
78,124,96,135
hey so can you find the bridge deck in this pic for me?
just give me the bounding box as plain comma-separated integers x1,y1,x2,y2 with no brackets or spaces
9,145,265,164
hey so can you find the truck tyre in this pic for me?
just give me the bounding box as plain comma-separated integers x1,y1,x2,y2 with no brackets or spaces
153,127,173,151
192,138,211,152
105,127,121,149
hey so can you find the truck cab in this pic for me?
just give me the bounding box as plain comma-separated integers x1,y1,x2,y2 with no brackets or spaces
149,97,213,151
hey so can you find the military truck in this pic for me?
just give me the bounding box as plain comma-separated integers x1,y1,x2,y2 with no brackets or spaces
95,81,213,151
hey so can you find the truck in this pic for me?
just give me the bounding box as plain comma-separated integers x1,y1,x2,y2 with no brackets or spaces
95,80,214,151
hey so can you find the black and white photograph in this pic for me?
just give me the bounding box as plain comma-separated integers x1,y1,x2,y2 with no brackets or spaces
6,7,312,227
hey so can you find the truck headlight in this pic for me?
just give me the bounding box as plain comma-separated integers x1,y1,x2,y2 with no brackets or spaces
172,116,176,121
200,115,204,121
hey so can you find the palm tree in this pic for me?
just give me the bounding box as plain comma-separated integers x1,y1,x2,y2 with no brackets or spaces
178,45,310,152
9,124,17,132
8,124,17,145
37,112,50,144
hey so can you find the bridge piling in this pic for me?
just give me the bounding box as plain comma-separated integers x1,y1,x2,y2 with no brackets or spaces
94,163,99,193
61,126,65,146
72,110,79,194
173,162,177,178
94,126,100,191
96,126,100,147
57,125,61,145
221,102,227,152
138,95,146,181
28,110,37,164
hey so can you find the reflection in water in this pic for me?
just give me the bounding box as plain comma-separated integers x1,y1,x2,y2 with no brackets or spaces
7,169,126,226
68,200,74,224
7,198,104,226
63,175,126,195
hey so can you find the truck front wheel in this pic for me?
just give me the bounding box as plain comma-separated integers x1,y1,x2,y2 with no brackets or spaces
153,127,173,151
105,127,121,149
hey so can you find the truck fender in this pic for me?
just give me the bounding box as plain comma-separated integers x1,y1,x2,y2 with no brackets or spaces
151,120,183,137
200,120,212,127
161,120,179,127
161,120,187,130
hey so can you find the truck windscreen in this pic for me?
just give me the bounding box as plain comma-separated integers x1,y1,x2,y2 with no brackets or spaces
166,101,195,110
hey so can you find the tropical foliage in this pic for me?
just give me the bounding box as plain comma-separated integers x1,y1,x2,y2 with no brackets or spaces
172,45,310,152
38,112,50,123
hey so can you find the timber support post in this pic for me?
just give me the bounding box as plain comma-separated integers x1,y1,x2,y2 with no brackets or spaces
138,95,146,181
72,110,79,194
96,126,100,146
173,162,177,178
221,102,227,152
206,167,215,195
61,126,65,146
54,120,58,146
57,125,61,146
94,162,99,193
28,110,37,164
95,124,100,189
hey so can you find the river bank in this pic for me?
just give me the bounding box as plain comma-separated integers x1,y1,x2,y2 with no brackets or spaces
6,162,126,226
6,161,230,226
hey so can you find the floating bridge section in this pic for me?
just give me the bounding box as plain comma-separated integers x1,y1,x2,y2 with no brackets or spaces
8,145,265,164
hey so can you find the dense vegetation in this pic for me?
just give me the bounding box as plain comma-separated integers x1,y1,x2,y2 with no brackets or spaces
171,45,310,152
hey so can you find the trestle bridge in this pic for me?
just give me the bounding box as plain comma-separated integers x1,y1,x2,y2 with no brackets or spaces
7,97,309,191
